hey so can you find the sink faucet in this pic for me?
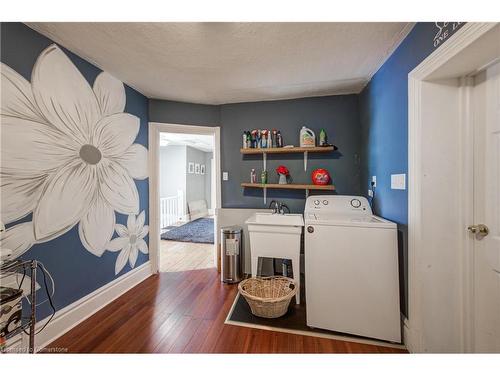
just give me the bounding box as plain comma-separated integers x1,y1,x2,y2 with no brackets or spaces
278,203,290,214
269,200,290,215
269,200,279,213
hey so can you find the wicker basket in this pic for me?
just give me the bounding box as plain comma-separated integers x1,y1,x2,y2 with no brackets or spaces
238,276,297,318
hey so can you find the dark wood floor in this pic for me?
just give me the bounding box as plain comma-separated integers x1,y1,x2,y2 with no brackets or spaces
47,268,407,353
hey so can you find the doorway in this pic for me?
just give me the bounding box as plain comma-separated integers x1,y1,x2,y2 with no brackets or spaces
407,23,500,352
149,123,222,274
158,132,215,272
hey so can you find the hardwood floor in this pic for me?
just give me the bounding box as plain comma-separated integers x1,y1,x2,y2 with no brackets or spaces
159,240,214,272
46,268,407,353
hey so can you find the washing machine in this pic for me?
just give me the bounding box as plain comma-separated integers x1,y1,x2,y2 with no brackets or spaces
304,195,401,343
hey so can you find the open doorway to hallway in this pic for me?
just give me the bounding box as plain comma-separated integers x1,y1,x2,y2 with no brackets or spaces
158,132,216,272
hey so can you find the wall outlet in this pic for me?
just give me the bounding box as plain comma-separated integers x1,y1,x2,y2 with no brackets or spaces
368,189,374,197
222,172,229,181
391,173,406,190
371,175,377,187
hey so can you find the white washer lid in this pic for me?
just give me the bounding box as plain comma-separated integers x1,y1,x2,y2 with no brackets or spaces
305,213,396,229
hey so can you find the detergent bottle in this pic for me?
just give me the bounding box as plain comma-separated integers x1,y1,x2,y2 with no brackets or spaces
300,126,316,147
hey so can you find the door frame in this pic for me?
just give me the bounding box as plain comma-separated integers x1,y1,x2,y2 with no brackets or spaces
407,22,498,352
148,122,222,273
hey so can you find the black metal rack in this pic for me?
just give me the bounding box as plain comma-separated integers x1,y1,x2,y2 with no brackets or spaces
1,259,37,353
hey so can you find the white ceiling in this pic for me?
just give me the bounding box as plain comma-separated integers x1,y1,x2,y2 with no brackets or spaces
160,133,213,152
26,22,414,105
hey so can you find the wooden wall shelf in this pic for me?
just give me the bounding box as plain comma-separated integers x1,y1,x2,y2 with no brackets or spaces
240,145,338,203
241,182,335,203
240,145,337,154
240,145,338,172
241,183,335,191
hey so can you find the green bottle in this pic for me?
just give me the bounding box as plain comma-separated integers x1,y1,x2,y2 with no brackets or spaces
261,170,268,184
319,129,327,146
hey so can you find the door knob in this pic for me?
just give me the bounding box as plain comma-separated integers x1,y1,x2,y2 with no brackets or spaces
467,224,489,237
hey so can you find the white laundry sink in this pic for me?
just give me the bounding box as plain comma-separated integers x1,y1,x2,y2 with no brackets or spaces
245,212,304,304
247,212,304,227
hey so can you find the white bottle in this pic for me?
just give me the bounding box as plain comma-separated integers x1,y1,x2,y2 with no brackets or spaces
250,169,256,183
300,126,316,147
243,132,248,149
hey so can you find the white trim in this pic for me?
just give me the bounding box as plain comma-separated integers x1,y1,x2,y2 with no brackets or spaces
148,125,160,273
224,293,405,350
24,261,152,352
458,76,476,353
407,74,423,353
407,22,498,353
148,122,222,273
408,23,497,80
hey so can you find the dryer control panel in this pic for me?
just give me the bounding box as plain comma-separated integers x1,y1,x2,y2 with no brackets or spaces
305,195,372,215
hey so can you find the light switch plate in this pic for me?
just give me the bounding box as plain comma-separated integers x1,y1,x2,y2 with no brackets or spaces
371,175,377,187
391,173,406,190
222,172,229,181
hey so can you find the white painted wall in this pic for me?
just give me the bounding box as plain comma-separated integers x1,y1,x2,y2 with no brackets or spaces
159,145,186,199
186,146,212,213
160,145,213,219
205,152,213,209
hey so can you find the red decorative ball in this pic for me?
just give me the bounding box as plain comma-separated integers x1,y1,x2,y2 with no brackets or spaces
311,168,331,185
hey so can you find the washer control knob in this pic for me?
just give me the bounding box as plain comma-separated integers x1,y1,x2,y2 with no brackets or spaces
314,200,320,205
322,200,329,205
350,198,362,208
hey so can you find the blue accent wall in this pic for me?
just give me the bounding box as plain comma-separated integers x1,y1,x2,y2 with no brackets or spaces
359,22,465,316
220,96,362,213
1,23,149,320
149,95,363,214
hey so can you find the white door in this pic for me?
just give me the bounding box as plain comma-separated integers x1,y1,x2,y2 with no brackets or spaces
472,61,500,352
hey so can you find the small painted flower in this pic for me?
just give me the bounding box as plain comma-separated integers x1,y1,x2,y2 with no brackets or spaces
107,211,149,275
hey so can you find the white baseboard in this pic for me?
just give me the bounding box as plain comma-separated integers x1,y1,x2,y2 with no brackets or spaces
24,261,153,352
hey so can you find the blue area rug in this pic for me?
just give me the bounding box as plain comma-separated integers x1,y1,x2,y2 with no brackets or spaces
161,218,214,244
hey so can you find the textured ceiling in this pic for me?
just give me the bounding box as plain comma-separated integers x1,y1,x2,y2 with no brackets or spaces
26,22,414,104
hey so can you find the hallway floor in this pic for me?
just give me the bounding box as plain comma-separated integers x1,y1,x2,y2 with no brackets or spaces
159,240,214,272
46,268,407,353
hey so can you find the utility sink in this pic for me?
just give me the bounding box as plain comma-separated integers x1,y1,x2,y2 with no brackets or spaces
245,212,304,304
246,212,304,227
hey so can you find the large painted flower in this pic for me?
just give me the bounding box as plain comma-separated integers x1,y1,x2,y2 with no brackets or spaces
108,211,149,275
0,44,148,258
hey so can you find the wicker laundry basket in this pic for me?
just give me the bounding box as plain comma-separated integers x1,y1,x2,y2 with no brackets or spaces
238,276,297,318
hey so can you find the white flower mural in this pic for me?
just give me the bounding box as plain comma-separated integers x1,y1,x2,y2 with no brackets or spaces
108,211,149,275
0,44,148,269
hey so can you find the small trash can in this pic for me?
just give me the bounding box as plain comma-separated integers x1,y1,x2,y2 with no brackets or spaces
221,226,243,283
